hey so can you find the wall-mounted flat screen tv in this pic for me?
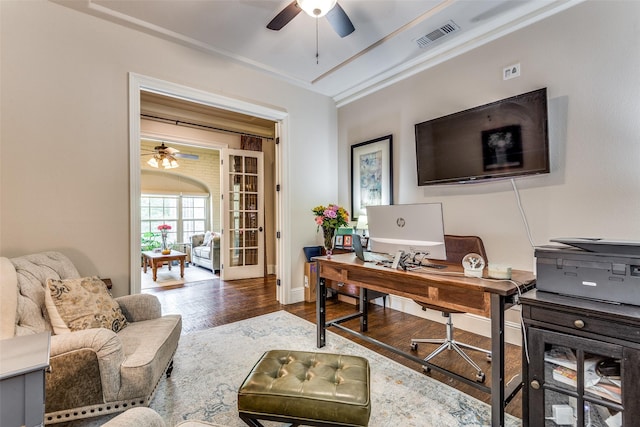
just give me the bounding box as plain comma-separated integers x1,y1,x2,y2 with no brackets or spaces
414,88,549,185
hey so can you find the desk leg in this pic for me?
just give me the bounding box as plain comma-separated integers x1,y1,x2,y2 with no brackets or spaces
180,259,185,278
143,257,148,274
359,288,368,332
490,293,506,427
316,262,326,348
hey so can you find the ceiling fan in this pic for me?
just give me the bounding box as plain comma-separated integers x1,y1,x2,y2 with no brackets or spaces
142,143,199,169
267,0,355,38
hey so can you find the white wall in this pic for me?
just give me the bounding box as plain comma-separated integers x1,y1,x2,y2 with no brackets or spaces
337,1,640,341
0,0,337,299
338,0,640,271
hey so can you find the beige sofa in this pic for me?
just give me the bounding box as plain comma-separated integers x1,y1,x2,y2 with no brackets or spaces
0,252,182,424
191,232,220,272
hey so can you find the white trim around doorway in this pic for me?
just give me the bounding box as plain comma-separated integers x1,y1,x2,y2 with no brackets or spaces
128,73,290,300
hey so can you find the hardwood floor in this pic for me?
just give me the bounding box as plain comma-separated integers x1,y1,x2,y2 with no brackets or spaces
144,274,523,419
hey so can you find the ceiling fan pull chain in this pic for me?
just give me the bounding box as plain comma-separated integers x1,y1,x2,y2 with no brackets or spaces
315,17,319,64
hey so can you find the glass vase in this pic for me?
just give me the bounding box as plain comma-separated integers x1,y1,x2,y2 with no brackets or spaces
322,226,336,258
161,231,170,254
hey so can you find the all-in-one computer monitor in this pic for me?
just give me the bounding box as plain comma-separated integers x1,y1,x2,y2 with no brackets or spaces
366,203,447,261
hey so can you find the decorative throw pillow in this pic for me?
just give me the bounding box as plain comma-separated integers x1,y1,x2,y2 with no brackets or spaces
45,276,128,334
202,230,212,246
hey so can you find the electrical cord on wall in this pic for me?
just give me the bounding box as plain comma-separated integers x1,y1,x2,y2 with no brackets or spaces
510,178,536,363
510,178,536,249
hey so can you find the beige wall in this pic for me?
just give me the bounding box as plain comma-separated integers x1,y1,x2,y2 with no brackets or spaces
338,0,640,273
0,0,337,298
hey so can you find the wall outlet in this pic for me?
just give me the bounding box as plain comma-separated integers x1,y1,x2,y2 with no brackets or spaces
503,63,521,80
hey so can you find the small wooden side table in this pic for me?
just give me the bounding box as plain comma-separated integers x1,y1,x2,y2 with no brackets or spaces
0,332,51,427
141,250,187,281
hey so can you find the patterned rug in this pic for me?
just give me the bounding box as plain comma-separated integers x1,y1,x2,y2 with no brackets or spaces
70,311,521,427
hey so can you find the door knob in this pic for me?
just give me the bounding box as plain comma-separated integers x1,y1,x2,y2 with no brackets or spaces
530,380,540,390
573,319,585,328
259,226,263,232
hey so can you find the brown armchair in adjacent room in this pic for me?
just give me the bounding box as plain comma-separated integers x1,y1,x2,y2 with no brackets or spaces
409,234,492,382
0,252,182,424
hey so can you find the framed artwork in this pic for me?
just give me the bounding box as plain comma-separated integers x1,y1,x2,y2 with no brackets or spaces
351,135,393,219
343,235,353,248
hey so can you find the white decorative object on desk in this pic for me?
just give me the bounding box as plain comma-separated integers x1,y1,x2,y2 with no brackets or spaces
462,253,485,278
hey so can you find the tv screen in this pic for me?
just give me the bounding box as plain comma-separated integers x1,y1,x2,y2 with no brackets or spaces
414,88,549,185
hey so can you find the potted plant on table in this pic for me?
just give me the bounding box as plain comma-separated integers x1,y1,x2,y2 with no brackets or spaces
312,204,349,258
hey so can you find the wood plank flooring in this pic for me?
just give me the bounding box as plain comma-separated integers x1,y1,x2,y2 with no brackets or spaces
144,273,523,419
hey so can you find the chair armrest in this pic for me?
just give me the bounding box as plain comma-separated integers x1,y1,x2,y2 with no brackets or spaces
50,328,125,401
101,407,166,427
115,294,162,322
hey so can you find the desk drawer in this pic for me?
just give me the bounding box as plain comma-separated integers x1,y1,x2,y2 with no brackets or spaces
529,306,640,344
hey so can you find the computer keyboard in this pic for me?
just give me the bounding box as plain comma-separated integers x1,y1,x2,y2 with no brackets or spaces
420,263,447,269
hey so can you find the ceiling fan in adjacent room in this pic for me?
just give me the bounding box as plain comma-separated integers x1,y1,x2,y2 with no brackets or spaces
267,0,355,38
141,143,199,169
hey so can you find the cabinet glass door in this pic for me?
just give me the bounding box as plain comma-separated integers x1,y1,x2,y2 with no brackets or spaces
529,329,623,427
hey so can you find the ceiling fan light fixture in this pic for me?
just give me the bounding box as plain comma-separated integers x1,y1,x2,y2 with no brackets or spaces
297,0,337,18
147,152,179,169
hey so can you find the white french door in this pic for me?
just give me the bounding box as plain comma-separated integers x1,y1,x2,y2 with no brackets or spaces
220,148,265,280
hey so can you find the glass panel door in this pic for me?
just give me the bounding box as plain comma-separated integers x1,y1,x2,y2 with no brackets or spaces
221,149,264,280
529,329,624,427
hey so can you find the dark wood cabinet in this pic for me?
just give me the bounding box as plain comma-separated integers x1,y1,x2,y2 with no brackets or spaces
520,290,640,427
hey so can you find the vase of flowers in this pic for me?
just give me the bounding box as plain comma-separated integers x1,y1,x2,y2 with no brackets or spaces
157,224,172,254
312,204,349,258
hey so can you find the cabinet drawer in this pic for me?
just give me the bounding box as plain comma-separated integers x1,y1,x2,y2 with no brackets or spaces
529,306,640,344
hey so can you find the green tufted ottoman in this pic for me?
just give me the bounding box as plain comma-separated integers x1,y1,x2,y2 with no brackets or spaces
237,350,371,427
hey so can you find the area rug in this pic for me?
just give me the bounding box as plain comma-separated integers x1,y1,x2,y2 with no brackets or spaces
141,265,216,289
70,311,521,427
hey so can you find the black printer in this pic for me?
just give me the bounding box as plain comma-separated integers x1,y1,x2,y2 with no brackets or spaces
535,238,640,306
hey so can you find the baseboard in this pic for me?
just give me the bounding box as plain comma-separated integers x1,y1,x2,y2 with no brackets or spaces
380,295,523,346
288,286,523,346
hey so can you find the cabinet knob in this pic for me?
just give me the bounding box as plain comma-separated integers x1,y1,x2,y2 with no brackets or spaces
530,380,541,390
574,319,585,328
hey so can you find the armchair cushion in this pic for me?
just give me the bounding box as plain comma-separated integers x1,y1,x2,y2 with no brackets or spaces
44,276,128,334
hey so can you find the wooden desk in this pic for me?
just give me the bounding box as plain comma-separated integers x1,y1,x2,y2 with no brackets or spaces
142,250,186,281
314,253,535,427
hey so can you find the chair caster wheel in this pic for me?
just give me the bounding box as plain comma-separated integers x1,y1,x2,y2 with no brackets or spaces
476,372,486,383
422,365,431,373
410,342,418,351
486,354,492,362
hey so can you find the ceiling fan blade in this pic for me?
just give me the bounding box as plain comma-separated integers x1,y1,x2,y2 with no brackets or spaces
175,153,199,160
326,3,354,38
267,1,301,31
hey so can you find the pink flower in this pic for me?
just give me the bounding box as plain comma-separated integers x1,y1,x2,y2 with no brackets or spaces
157,224,172,231
324,209,337,218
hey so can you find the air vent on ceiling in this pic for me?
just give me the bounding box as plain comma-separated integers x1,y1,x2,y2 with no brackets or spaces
415,20,460,49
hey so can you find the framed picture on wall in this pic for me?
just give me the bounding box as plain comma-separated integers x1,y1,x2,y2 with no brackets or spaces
351,135,393,219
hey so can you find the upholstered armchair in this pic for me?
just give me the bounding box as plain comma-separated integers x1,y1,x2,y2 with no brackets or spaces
191,232,220,272
0,252,182,424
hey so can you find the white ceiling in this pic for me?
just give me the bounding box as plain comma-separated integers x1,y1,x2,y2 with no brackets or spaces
54,0,581,105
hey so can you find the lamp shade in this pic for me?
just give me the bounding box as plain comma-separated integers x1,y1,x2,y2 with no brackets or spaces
356,214,368,231
297,0,337,17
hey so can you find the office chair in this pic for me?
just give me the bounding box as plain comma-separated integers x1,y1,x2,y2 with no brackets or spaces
410,234,491,382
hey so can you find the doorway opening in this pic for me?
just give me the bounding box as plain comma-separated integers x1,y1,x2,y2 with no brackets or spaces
129,73,289,302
